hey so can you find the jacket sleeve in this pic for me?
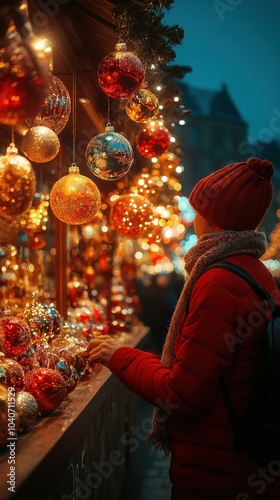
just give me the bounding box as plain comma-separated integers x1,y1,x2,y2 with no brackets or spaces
109,276,245,419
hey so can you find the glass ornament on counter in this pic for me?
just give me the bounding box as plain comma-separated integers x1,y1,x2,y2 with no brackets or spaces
50,165,101,225
20,297,54,342
15,391,39,432
0,0,50,125
42,303,63,342
37,350,79,394
85,125,134,181
0,143,36,220
136,122,171,158
21,125,60,163
0,385,19,447
97,42,145,99
16,344,40,373
26,75,71,134
110,193,154,238
51,334,89,377
0,306,31,358
125,88,159,123
24,367,67,415
1,357,25,391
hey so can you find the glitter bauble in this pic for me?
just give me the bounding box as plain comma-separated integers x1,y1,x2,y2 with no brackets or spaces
17,345,40,373
98,43,145,99
0,307,31,357
0,385,9,447
157,152,181,174
42,303,63,342
137,122,171,158
21,126,60,163
21,299,53,341
26,75,71,134
3,358,25,391
50,165,101,225
0,360,12,386
130,171,159,203
125,88,159,123
24,367,67,415
0,1,50,125
110,193,154,238
86,125,133,181
36,350,77,393
51,335,88,377
0,143,36,220
15,391,39,432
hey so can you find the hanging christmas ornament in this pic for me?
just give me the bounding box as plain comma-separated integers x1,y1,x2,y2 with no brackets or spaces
21,298,53,341
98,42,145,99
0,306,31,357
24,367,67,415
137,122,171,158
125,88,159,123
86,125,133,180
110,193,154,238
15,391,39,432
157,152,182,174
50,165,101,225
0,143,36,220
25,75,71,134
0,0,50,125
21,126,60,163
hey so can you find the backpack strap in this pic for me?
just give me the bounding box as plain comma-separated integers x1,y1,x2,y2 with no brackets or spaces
207,260,275,448
207,260,274,313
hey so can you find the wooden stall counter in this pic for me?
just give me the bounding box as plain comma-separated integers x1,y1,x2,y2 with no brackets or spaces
0,325,150,500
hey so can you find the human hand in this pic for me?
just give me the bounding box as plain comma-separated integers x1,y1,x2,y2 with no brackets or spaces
86,335,123,367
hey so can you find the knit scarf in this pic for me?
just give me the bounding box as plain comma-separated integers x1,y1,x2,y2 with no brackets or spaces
147,229,267,455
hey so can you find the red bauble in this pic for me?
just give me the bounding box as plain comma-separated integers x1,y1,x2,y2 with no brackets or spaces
136,122,171,158
0,2,50,125
98,43,145,99
110,193,154,238
0,308,31,357
24,367,67,415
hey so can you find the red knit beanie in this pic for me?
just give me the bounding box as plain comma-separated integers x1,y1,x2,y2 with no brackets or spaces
189,158,274,231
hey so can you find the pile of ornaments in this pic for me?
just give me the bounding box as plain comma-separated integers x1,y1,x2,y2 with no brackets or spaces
0,298,90,449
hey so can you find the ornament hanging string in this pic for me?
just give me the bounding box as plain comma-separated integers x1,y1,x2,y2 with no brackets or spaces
72,71,77,165
107,96,111,126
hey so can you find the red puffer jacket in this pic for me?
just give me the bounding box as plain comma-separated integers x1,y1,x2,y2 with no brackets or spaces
109,254,280,499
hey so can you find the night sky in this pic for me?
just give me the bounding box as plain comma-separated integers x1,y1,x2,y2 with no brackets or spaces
165,0,280,144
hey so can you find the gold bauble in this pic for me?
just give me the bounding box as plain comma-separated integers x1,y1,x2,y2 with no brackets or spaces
50,165,101,225
0,143,36,219
125,88,159,123
21,126,60,163
21,298,53,341
110,193,154,238
157,152,181,174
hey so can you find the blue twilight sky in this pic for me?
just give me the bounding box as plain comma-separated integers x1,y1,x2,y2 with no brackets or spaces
165,0,280,144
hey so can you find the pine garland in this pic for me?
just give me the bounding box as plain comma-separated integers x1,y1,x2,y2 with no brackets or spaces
111,0,184,71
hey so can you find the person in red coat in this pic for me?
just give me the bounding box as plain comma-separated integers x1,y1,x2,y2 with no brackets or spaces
87,157,280,499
